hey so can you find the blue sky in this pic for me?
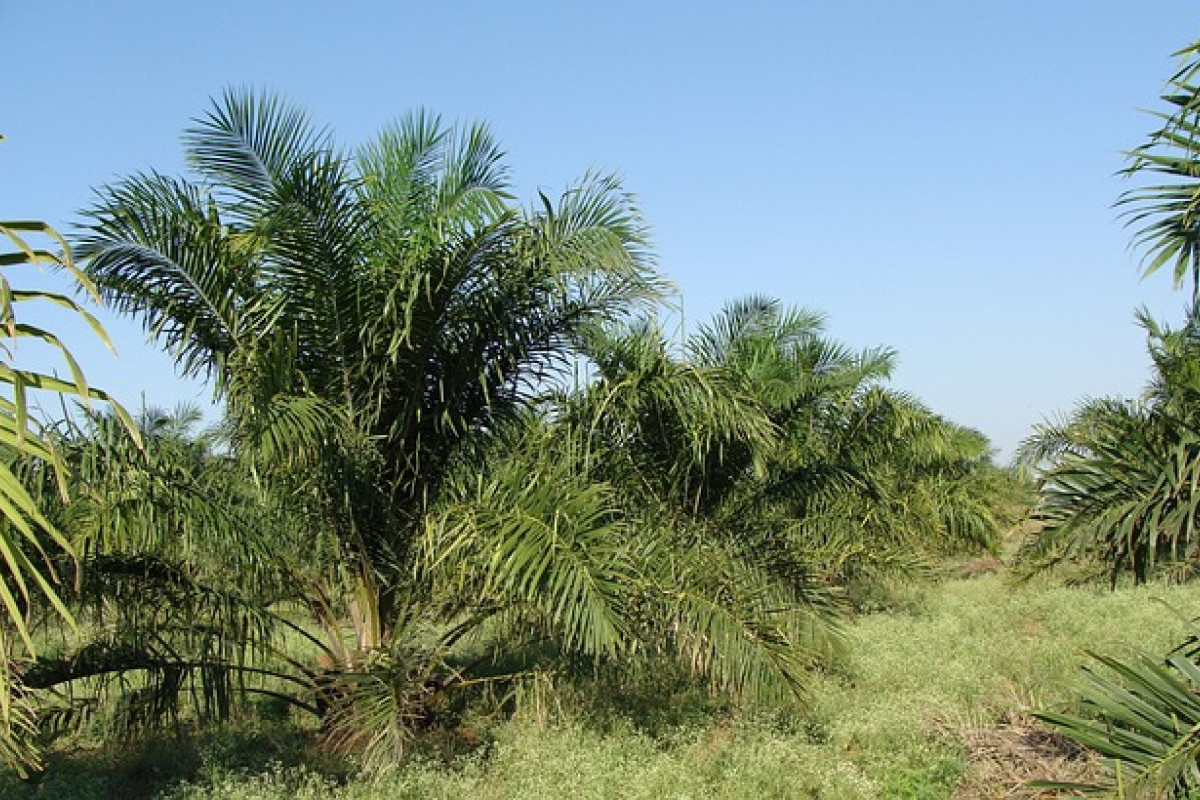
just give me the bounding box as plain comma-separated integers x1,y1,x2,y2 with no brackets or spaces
3,1,1198,458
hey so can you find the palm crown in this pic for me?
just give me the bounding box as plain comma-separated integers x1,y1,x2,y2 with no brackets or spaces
76,90,664,654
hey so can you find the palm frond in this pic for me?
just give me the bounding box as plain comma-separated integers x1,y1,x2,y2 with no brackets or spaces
184,88,333,212
423,428,635,659
76,173,250,381
0,213,136,773
1036,642,1200,796
1120,43,1200,299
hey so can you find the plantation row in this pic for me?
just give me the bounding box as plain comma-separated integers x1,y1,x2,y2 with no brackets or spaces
5,32,1200,799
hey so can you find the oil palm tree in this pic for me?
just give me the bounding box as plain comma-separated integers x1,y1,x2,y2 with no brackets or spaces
66,92,727,761
552,298,1006,695
1019,307,1200,583
567,312,847,695
683,297,1003,581
76,90,663,668
1023,34,1200,577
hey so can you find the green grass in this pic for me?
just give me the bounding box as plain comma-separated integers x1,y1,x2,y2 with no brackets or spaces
7,571,1200,799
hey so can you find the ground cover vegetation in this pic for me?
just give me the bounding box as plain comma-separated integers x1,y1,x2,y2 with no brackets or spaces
3,569,1198,799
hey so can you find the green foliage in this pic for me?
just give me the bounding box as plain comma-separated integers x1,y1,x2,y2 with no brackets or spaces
572,297,1008,591
0,141,137,772
78,89,661,543
16,407,308,744
1020,308,1200,583
1023,33,1200,585
1122,38,1200,301
424,424,638,662
1035,635,1200,797
424,414,839,705
67,90,883,764
51,91,1012,774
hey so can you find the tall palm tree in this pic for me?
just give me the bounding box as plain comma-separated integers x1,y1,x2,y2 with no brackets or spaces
76,90,663,665
64,92,727,761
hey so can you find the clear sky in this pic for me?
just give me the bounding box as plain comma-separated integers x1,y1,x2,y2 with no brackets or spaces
3,1,1198,459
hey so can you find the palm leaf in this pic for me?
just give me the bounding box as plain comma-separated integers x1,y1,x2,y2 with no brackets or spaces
1036,643,1200,796
0,213,134,773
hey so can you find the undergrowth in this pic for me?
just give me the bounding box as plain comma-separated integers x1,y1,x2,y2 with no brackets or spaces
5,571,1199,799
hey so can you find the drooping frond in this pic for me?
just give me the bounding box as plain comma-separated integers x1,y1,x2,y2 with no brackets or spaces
422,425,635,659
0,211,135,773
76,173,251,382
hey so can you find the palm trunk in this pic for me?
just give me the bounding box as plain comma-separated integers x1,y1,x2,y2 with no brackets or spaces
347,567,383,660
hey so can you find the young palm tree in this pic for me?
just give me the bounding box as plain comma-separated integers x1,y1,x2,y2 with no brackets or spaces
19,407,294,737
547,298,1006,696
563,314,844,697
1018,307,1200,583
